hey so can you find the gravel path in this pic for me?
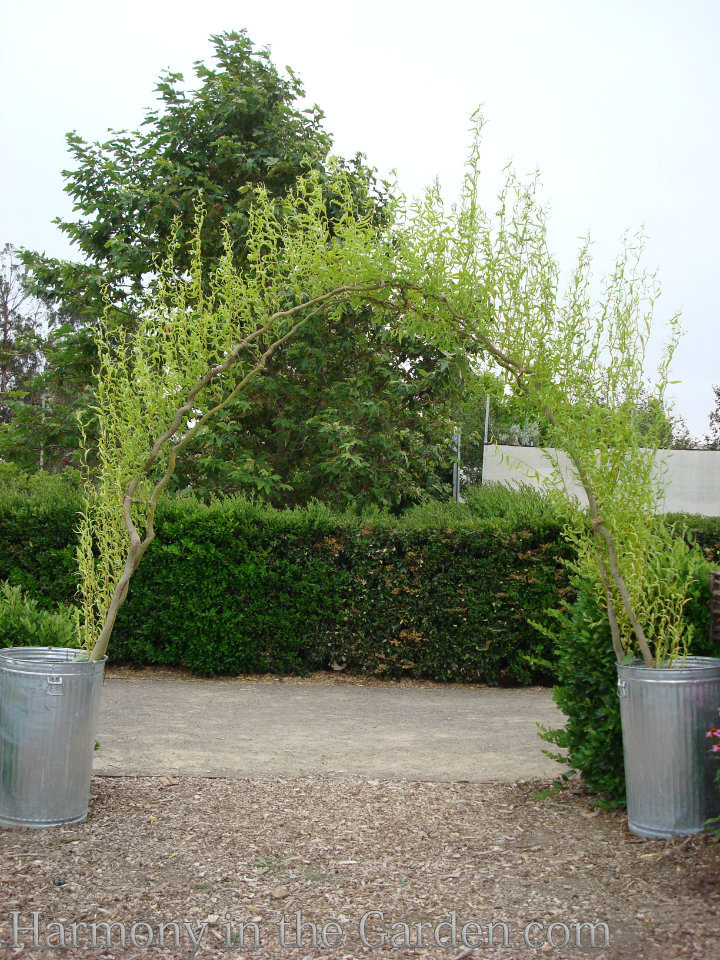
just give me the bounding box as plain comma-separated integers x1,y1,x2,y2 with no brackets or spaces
94,667,566,781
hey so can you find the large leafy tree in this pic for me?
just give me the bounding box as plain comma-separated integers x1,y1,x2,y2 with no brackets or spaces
175,305,460,509
13,31,331,469
9,32,461,503
24,31,332,320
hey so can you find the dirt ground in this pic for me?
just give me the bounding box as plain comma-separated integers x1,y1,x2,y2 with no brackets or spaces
1,672,719,959
93,667,566,782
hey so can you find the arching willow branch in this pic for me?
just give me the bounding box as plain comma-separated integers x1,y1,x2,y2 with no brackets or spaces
403,286,653,666
87,281,396,661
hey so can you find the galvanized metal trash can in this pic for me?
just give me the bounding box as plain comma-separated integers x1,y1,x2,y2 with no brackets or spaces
618,657,720,839
0,647,106,828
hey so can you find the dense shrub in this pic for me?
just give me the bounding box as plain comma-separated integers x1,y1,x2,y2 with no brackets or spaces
537,578,626,802
462,481,570,527
0,464,82,608
0,581,77,649
539,545,716,806
667,513,720,566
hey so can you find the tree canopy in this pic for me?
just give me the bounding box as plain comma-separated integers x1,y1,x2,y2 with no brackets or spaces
5,32,461,505
24,31,333,320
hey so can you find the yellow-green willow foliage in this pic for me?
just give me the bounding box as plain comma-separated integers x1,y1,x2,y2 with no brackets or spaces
77,119,704,666
391,118,705,666
77,166,402,660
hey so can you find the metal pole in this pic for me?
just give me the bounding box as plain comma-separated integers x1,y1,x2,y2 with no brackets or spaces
452,427,461,501
39,394,45,471
480,395,490,485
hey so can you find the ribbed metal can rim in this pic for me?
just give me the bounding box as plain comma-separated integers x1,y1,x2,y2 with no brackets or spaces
617,655,720,681
0,646,106,674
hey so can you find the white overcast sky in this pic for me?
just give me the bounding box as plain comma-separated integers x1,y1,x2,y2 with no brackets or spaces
1,0,718,438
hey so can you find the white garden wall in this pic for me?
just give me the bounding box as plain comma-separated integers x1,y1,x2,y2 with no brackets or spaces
482,445,720,517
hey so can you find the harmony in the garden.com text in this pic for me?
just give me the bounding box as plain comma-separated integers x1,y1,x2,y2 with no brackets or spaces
8,909,611,951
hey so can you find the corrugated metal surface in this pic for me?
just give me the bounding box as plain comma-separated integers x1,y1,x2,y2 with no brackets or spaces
618,657,720,838
0,647,105,828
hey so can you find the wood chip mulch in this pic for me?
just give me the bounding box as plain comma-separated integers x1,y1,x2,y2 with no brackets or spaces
1,775,719,959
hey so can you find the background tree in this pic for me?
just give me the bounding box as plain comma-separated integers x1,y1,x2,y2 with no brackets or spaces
0,244,45,440
706,385,720,450
632,391,700,450
24,31,332,318
15,31,331,464
11,31,462,504
174,306,462,509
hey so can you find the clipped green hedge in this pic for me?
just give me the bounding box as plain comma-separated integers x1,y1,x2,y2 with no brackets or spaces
0,471,571,683
108,498,572,683
2,467,718,692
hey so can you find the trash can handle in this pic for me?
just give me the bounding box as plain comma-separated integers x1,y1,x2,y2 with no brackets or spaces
45,676,64,696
